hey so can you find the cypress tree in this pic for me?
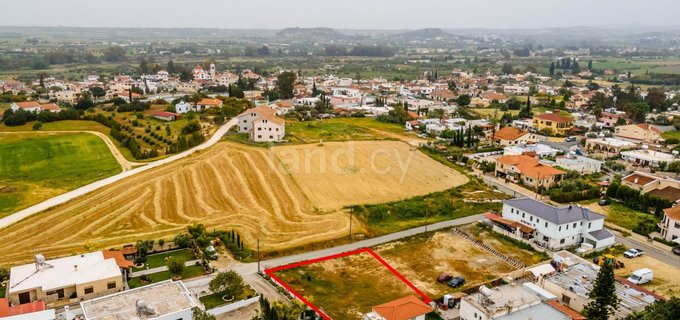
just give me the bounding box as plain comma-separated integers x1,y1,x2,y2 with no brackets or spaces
549,62,555,75
588,59,593,71
583,262,620,320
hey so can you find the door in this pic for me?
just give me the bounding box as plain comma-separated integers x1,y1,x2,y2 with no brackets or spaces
18,292,31,304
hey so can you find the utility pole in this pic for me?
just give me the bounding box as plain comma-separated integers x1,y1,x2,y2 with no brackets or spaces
257,238,260,273
349,210,352,241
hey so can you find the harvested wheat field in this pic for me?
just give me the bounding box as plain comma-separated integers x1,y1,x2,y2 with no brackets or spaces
0,140,465,265
272,141,467,209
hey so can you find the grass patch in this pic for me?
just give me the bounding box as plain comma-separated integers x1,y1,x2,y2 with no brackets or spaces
199,286,257,310
0,285,5,298
604,202,659,235
661,130,680,141
0,132,121,216
285,117,415,143
128,264,205,289
133,249,195,271
466,223,550,265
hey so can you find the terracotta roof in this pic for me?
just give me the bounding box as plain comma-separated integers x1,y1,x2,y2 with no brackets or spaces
636,123,662,134
0,298,46,317
664,205,680,221
533,113,573,123
622,173,657,186
153,111,179,118
253,113,285,126
102,250,135,269
198,98,223,106
372,296,433,320
120,246,138,255
40,103,61,111
494,126,528,141
14,101,40,109
496,155,565,179
407,111,421,119
649,186,680,202
237,106,276,118
546,301,586,320
485,213,535,233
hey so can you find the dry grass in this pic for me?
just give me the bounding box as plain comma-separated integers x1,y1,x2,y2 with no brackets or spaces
374,230,520,298
273,251,423,320
0,141,465,265
613,255,680,298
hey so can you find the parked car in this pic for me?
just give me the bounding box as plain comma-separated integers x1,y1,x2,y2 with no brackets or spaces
565,136,577,142
673,246,680,256
598,198,610,206
624,248,644,258
437,273,453,283
627,268,653,285
205,245,218,260
447,276,465,288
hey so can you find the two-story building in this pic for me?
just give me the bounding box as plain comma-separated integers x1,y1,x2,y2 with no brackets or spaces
659,205,680,244
7,252,123,308
614,123,661,144
495,155,565,189
532,113,574,137
236,106,286,142
501,198,615,250
493,126,537,146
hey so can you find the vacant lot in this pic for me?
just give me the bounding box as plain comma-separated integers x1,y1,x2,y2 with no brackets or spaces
0,140,464,265
273,141,467,210
286,118,424,145
0,132,121,217
272,251,425,320
613,255,680,298
373,228,536,298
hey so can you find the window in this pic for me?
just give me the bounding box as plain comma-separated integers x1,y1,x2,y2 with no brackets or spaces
269,136,273,139
522,212,525,218
84,287,94,294
566,224,569,230
588,222,592,228
511,208,514,214
545,222,548,228
675,222,680,229
559,226,562,231
107,282,116,289
530,216,533,222
560,239,565,244
257,135,262,138
573,223,577,228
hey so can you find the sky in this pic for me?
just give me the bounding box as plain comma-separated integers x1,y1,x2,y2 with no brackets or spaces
1,0,679,30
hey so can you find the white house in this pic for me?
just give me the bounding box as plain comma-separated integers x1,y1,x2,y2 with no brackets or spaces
10,101,41,113
501,198,615,250
659,206,680,244
555,155,603,174
236,106,286,142
174,101,191,114
80,280,196,320
193,98,223,112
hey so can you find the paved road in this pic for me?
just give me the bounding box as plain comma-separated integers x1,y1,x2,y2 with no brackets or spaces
614,234,680,269
0,118,237,229
184,213,485,289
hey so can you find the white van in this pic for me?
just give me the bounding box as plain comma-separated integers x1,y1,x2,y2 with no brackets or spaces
627,268,653,285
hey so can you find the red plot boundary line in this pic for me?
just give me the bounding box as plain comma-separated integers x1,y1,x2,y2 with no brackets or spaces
264,247,431,320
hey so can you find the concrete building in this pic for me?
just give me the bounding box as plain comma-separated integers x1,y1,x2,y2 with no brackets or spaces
7,252,123,308
501,198,615,251
363,296,432,320
621,171,680,195
539,252,660,319
80,280,196,320
175,101,191,114
555,155,603,174
493,126,537,146
236,106,286,142
459,282,572,320
620,149,676,167
495,155,565,189
532,113,574,137
585,137,636,155
614,124,661,144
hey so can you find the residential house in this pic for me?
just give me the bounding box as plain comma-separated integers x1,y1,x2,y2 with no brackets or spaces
614,124,661,144
620,149,675,167
554,155,603,174
585,137,636,155
539,251,659,319
80,280,196,320
9,102,61,114
363,296,432,320
660,206,680,243
460,282,573,320
495,155,565,189
152,112,180,122
193,98,223,112
501,198,615,250
621,171,680,195
53,90,80,104
599,110,628,127
532,113,574,136
493,126,536,146
175,101,191,114
7,252,124,308
236,106,286,142
0,298,55,320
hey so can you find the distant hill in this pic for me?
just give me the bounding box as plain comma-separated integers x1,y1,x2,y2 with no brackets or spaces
397,28,452,39
276,27,345,39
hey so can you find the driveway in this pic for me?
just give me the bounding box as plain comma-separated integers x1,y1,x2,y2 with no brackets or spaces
0,118,237,229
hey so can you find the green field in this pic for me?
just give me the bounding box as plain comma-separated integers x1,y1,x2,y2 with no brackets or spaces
286,117,415,143
662,130,680,140
0,132,121,217
603,202,659,234
199,286,257,310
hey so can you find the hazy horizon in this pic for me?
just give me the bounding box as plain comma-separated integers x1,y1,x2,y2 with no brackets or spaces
1,0,679,30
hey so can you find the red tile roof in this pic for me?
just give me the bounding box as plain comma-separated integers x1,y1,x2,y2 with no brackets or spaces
14,101,40,109
534,113,573,123
496,155,565,179
494,126,528,141
622,173,657,186
198,98,223,106
547,300,586,320
372,296,433,320
0,298,46,317
103,250,135,269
